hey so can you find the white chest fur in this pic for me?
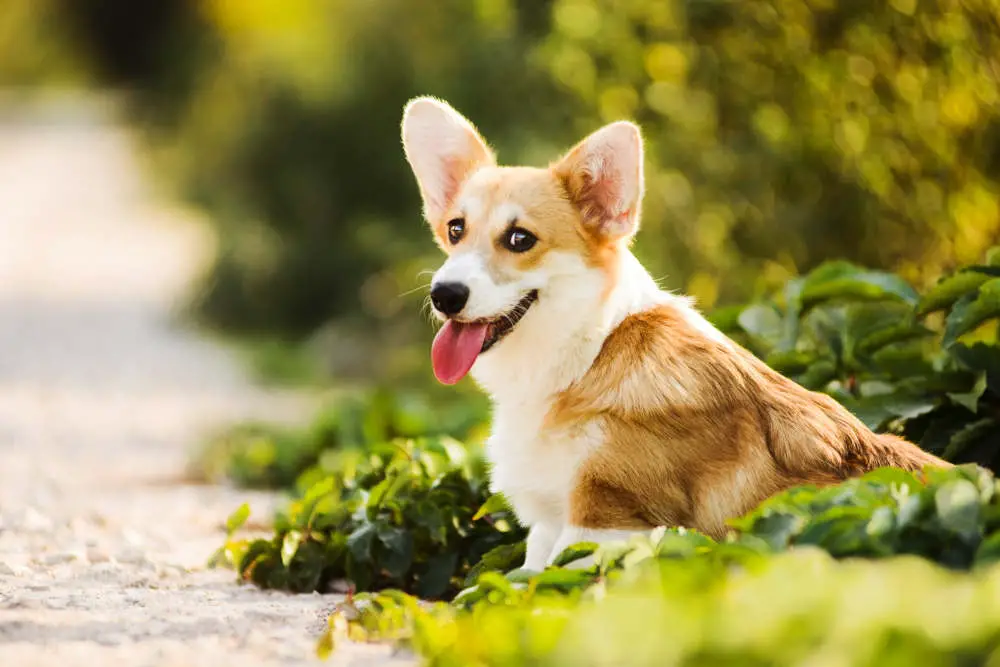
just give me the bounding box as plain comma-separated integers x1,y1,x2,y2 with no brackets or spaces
486,400,603,526
472,250,663,526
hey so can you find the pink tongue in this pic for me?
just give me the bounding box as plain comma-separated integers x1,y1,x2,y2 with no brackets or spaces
431,320,489,385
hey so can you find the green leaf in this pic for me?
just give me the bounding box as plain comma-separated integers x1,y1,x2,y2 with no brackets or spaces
464,542,526,587
531,568,595,590
800,261,918,310
942,419,1000,462
974,531,1000,567
316,629,335,660
376,525,414,579
225,502,251,535
947,373,988,413
855,322,934,356
738,304,784,343
943,279,1000,347
794,359,838,390
840,393,938,430
473,493,512,520
417,552,458,599
935,480,982,543
951,342,1000,393
779,278,805,351
551,542,598,567
917,270,994,316
765,349,819,376
987,246,1000,267
281,530,303,567
741,512,805,550
706,304,745,332
347,523,377,565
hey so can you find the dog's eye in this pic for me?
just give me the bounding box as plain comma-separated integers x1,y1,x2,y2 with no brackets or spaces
504,227,537,253
446,218,465,245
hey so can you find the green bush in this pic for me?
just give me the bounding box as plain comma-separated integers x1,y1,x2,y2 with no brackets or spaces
213,436,524,598
195,388,489,488
712,249,1000,470
73,0,997,358
327,464,1000,666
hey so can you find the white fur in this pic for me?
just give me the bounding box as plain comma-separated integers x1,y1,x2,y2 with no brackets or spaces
401,97,494,222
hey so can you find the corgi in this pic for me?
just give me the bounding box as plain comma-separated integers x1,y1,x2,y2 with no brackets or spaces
400,96,949,571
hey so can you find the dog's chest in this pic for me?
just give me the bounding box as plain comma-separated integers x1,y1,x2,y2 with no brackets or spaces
486,400,602,527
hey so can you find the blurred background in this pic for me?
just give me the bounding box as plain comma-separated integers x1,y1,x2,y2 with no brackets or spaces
5,0,1000,390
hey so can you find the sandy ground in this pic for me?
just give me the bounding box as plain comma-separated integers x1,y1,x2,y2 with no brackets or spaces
0,103,413,666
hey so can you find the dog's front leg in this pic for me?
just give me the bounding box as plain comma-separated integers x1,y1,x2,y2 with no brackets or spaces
523,522,561,571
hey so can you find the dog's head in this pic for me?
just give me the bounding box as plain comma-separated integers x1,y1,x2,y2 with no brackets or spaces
401,97,645,385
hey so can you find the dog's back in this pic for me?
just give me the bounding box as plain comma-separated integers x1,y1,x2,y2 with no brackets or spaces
547,301,947,538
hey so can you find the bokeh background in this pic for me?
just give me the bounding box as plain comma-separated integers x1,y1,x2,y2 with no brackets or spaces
6,0,1000,388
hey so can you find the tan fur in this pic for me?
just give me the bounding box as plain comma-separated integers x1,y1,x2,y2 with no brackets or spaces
550,305,950,539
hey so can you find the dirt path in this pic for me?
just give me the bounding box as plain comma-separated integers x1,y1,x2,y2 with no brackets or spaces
0,103,409,666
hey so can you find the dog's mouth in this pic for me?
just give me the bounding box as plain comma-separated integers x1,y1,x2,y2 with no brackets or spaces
479,290,539,354
430,290,538,385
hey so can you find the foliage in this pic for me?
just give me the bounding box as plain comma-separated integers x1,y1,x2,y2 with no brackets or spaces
213,436,525,599
0,0,90,87
36,0,998,366
711,248,1000,472
326,465,1000,666
541,0,1000,308
194,388,489,489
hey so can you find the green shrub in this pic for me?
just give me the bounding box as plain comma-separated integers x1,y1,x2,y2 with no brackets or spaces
86,0,999,354
213,436,525,599
711,249,1000,470
195,388,489,488
328,465,1000,666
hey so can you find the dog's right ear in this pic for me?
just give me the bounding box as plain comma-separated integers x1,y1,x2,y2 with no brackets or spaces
401,97,495,223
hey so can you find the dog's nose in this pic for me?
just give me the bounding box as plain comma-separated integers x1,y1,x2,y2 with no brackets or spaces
430,282,470,316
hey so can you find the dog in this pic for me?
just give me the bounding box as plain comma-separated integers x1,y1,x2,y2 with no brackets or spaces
400,96,949,571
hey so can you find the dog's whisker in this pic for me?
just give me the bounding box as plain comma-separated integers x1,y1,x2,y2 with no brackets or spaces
399,282,432,298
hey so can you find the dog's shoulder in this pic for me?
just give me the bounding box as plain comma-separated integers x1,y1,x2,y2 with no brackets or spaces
545,298,746,426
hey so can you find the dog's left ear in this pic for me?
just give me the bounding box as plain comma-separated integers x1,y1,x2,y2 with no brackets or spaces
552,121,644,243
401,97,495,223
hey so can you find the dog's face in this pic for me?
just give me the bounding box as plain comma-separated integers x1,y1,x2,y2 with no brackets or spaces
401,97,645,384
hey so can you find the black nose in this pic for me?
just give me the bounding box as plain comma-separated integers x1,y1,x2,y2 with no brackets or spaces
430,282,470,316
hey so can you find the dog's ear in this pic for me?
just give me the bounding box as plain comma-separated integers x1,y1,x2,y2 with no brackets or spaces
401,97,495,223
552,121,644,243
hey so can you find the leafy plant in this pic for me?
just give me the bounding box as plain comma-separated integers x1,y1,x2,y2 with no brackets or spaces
710,249,1000,471
328,465,1000,666
213,436,525,599
193,388,489,488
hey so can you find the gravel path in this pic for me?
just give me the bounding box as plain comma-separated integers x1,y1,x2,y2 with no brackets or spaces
0,103,410,666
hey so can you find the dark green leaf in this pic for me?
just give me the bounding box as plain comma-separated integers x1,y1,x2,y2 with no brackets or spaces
376,525,414,579
738,304,784,343
800,262,918,310
417,552,459,599
917,271,994,316
347,522,377,565
464,542,526,587
943,279,1000,347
